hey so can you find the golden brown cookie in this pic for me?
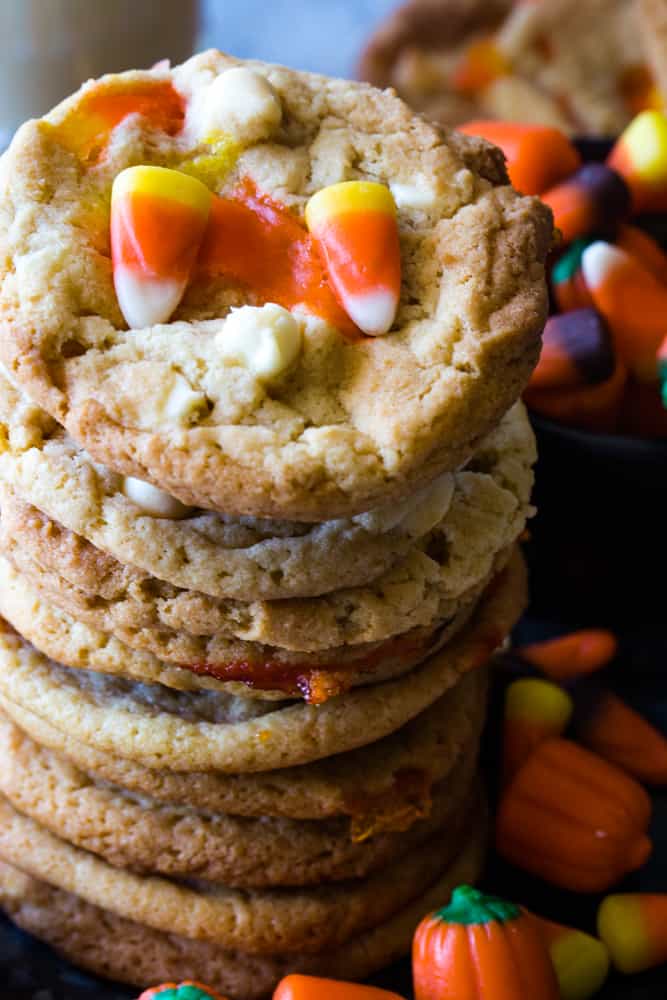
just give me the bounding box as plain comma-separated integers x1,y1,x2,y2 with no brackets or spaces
0,814,485,998
0,396,535,654
0,709,477,888
0,50,550,519
0,666,487,826
0,791,477,954
0,549,526,772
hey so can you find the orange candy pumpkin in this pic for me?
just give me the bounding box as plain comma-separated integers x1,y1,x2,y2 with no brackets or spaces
496,739,652,892
412,885,559,1000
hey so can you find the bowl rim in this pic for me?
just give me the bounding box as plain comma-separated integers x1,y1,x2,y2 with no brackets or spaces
529,412,667,458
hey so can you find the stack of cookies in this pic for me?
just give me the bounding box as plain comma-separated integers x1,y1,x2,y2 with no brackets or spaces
0,50,550,997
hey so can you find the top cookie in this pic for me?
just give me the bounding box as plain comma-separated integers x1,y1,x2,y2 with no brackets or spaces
360,0,654,137
0,50,551,519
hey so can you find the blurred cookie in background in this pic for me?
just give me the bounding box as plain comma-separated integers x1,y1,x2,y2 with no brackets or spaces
359,0,660,135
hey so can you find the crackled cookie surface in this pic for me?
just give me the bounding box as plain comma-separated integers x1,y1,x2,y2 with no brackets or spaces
360,0,655,136
0,50,550,519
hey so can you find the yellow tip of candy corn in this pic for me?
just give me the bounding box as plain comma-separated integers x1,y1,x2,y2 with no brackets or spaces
111,165,212,328
305,181,396,232
112,165,212,214
614,110,667,184
549,929,610,1000
505,678,573,728
598,895,661,974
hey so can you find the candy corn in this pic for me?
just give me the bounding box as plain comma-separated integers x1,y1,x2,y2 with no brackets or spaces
457,121,581,195
305,182,401,336
598,894,667,974
523,356,627,433
550,239,595,313
449,39,510,94
138,982,228,1000
503,678,573,784
581,240,667,380
541,163,630,244
495,739,652,892
516,629,618,681
528,310,615,391
607,109,667,213
273,975,405,1000
528,913,610,1000
577,689,667,784
616,223,667,284
111,165,212,329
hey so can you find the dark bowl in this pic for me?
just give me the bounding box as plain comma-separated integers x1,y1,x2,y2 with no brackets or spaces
525,413,667,623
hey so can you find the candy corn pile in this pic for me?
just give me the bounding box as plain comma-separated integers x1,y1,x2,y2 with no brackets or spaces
462,112,667,438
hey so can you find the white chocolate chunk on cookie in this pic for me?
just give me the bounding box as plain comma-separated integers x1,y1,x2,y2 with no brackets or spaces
198,67,282,144
400,473,455,537
122,477,194,519
353,472,454,536
390,179,438,211
217,304,302,381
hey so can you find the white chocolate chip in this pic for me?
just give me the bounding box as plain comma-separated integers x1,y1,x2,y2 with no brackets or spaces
200,67,282,144
122,476,194,519
354,473,454,536
109,365,208,430
217,304,302,381
389,180,437,211
399,473,455,538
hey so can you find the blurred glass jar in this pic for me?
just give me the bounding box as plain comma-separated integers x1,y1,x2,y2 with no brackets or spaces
0,0,198,148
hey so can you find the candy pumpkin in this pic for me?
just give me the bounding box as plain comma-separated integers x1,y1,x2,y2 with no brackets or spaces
412,885,559,1000
138,982,228,1000
496,738,652,892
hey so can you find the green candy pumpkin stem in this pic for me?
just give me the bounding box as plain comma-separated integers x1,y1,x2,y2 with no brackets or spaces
435,885,521,926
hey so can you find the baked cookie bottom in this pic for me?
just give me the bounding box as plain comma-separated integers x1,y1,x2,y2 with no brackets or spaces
0,804,486,999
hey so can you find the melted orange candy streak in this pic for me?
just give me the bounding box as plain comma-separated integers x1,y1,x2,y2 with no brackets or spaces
58,81,185,161
196,179,360,336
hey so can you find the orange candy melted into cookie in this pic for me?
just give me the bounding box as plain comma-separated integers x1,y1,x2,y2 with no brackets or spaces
55,80,185,161
196,179,360,336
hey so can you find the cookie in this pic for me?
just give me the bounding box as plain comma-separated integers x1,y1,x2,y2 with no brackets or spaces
0,814,485,998
0,557,471,702
638,0,667,100
0,50,550,519
360,0,652,136
0,396,535,651
0,790,476,954
0,710,477,887
0,549,526,772
0,666,487,825
0,376,455,603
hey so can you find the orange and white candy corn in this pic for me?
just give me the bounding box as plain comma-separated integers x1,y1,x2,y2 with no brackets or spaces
111,165,212,328
305,181,400,337
607,109,667,213
581,241,667,382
